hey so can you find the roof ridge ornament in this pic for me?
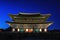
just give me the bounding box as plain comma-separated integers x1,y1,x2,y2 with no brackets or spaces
19,12,40,15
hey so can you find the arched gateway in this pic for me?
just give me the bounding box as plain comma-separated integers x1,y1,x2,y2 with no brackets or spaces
6,12,53,32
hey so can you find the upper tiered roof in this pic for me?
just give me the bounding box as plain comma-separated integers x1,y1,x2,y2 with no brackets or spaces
7,12,52,23
9,12,51,17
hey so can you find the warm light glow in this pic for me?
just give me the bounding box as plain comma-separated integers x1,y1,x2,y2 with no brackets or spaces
44,29,47,32
39,29,42,32
12,28,15,32
17,28,20,32
28,29,33,32
26,29,28,32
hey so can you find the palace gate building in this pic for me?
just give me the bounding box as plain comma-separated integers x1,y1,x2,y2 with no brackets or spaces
6,13,53,32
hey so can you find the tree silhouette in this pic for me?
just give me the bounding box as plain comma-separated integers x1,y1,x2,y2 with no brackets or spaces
5,26,12,31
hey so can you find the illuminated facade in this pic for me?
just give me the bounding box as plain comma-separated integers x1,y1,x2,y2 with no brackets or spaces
6,13,53,32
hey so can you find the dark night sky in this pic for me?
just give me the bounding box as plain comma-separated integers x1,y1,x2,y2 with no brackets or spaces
0,0,60,30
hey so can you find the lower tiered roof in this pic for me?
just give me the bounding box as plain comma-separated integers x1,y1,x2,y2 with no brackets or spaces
6,21,52,24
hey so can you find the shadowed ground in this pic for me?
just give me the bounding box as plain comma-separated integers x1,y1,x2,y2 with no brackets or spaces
0,32,60,40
